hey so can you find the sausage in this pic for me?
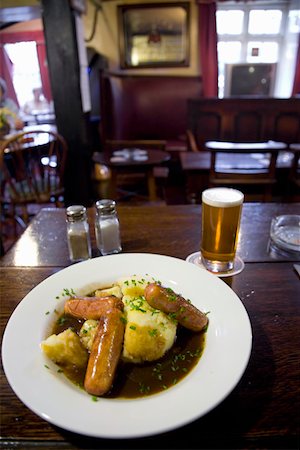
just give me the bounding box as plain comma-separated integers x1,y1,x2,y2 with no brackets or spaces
144,283,208,332
64,296,123,320
84,308,125,396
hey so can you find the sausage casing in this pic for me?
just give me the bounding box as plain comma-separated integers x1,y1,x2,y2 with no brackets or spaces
84,308,125,396
144,283,208,332
64,296,123,320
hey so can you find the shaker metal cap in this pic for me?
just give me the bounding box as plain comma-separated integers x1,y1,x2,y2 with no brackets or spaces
66,205,87,222
95,199,116,214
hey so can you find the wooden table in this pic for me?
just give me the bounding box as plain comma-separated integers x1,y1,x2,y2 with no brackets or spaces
1,203,299,449
180,150,295,202
93,149,170,201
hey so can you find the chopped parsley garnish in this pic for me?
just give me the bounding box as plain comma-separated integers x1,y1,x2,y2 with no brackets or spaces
165,288,177,302
57,316,67,326
168,312,178,323
139,383,150,394
56,288,76,299
148,328,158,337
129,296,147,313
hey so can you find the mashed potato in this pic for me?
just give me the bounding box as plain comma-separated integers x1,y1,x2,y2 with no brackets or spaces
41,328,88,368
94,285,122,299
116,274,153,297
79,319,99,351
117,276,177,363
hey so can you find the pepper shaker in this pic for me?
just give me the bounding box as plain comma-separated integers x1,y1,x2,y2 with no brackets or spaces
66,205,91,262
95,199,122,256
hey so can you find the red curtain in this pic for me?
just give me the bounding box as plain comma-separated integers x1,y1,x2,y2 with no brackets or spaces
292,34,300,96
36,42,52,101
0,30,52,102
197,1,218,97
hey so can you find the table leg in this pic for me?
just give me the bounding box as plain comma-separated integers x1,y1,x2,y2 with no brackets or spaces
109,169,118,199
147,169,157,202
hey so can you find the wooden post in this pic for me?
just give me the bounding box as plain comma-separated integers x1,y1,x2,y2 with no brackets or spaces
41,0,93,206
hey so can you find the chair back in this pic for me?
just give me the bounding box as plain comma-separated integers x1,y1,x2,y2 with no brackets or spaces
204,140,287,201
289,143,300,190
0,129,68,206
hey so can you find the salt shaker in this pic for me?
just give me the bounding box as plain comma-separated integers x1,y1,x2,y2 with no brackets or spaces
95,199,122,256
66,205,91,262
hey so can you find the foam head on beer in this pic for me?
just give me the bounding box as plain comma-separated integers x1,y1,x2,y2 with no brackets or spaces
201,188,244,273
202,187,244,208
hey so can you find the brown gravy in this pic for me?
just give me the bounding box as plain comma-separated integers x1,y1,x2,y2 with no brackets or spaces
52,313,206,398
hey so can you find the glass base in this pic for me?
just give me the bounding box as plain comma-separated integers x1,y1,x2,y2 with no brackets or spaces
100,247,122,256
201,256,234,273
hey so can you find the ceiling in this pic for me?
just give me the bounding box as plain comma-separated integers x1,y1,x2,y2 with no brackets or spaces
0,5,41,30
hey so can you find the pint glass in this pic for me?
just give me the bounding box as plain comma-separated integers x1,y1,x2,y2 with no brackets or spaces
201,188,244,273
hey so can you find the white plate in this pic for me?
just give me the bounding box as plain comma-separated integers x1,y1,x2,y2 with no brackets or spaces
2,253,252,439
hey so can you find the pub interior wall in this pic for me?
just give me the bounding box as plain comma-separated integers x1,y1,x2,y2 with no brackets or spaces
0,1,200,76
82,0,201,76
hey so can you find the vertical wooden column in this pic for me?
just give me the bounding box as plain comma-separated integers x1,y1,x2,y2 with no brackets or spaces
41,0,93,206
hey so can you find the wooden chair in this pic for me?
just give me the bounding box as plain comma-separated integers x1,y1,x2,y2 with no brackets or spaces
288,143,300,199
204,140,287,201
0,129,68,236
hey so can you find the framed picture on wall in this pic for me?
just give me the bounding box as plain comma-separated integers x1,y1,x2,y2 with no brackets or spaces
118,3,190,69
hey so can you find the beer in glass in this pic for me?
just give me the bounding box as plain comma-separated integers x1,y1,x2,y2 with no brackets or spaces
201,188,244,273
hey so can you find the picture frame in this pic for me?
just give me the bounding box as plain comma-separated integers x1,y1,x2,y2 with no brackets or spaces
118,3,190,69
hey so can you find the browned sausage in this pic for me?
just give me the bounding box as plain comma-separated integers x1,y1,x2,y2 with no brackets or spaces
84,308,125,396
64,296,123,320
144,283,208,332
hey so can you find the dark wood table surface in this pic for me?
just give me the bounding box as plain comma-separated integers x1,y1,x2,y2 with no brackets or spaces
2,203,299,267
1,203,299,449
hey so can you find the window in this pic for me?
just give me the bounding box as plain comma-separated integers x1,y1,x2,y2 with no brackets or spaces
216,2,300,98
4,41,42,107
248,10,282,34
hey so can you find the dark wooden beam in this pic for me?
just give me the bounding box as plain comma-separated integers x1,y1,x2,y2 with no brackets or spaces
41,0,93,206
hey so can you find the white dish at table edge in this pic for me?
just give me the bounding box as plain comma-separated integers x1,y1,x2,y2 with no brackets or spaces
2,253,252,439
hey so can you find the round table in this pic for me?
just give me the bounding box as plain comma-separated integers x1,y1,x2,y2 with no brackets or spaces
93,149,171,202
